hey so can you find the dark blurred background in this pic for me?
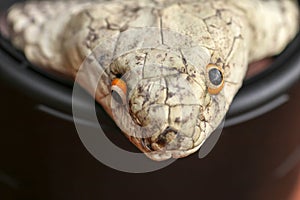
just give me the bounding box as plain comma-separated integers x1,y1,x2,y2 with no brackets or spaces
1,0,300,200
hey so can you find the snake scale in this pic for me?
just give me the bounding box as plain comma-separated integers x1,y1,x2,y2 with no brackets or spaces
1,0,299,161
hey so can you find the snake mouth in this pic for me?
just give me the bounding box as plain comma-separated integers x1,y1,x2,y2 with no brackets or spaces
130,127,179,152
132,137,202,161
129,126,201,161
151,127,178,150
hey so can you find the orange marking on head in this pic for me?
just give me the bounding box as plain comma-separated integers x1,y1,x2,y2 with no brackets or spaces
112,78,127,94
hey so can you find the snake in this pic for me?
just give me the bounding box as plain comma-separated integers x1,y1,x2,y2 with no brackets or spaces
0,0,299,161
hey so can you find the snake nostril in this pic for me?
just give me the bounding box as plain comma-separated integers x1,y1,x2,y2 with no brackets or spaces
155,127,178,148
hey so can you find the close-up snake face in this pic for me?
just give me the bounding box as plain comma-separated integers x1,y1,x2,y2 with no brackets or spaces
105,48,228,161
1,0,298,162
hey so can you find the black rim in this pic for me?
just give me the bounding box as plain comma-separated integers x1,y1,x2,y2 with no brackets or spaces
225,33,300,126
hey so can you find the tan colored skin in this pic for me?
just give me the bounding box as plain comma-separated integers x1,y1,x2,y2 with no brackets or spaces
2,0,299,160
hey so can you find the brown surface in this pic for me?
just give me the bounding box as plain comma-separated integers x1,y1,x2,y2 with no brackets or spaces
246,58,274,78
0,80,300,200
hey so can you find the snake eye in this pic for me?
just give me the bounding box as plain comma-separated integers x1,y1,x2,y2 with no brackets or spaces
206,64,224,95
111,78,127,105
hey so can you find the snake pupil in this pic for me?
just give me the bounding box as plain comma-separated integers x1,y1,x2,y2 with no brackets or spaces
208,68,223,86
112,90,123,104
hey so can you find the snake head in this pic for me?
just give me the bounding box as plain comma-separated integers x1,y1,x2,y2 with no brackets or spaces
108,48,231,161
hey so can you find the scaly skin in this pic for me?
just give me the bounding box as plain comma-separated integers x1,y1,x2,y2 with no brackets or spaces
2,0,299,160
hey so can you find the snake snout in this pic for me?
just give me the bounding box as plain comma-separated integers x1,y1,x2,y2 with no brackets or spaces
141,125,197,161
138,127,178,152
151,127,178,150
127,72,207,157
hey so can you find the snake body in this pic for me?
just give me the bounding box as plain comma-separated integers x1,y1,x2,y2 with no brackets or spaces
2,0,299,160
